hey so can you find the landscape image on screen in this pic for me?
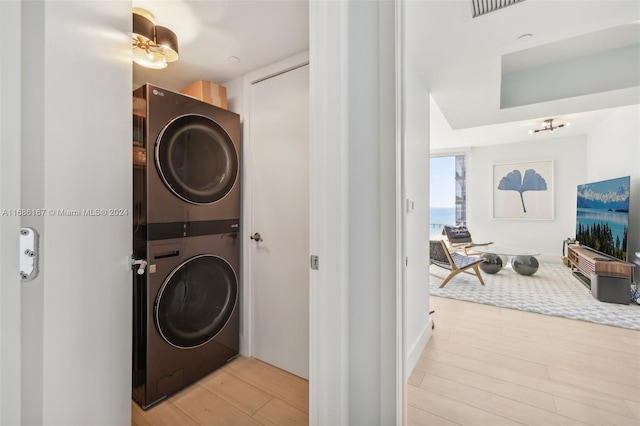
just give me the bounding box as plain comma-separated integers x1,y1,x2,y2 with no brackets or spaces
576,176,630,261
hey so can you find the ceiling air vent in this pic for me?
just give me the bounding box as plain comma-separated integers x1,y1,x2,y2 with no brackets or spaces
471,0,526,18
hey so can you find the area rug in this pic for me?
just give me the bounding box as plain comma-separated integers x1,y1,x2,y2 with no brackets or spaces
429,255,640,330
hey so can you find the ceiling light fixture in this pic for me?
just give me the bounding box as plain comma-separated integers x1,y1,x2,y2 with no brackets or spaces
132,8,179,70
528,118,571,134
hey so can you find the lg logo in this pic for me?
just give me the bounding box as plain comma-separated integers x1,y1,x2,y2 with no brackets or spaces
152,89,165,97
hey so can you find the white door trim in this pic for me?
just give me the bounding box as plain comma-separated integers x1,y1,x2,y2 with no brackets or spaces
391,1,405,423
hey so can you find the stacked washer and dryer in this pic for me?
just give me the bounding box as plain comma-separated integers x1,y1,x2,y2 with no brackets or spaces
132,84,241,409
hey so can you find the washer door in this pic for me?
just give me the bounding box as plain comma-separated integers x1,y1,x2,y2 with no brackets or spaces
155,114,238,205
155,255,238,349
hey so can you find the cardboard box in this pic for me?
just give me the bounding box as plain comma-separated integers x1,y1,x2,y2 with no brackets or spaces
180,80,228,109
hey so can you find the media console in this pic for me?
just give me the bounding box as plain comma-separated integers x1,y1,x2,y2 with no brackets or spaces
567,245,635,304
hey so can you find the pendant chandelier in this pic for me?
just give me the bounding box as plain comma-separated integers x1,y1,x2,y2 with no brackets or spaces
132,8,179,70
528,118,570,134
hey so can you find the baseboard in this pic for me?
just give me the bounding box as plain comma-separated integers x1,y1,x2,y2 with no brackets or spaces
405,318,432,380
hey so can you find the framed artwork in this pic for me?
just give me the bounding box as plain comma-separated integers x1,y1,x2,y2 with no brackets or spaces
493,159,554,220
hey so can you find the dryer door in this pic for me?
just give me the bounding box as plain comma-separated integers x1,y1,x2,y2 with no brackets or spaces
155,254,238,348
155,114,238,205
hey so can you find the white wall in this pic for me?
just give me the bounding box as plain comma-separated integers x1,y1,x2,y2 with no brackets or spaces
309,1,401,422
467,135,587,256
586,104,640,274
0,2,23,424
224,77,244,115
501,45,640,108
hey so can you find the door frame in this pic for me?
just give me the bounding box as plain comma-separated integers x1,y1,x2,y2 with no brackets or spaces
309,1,403,423
240,51,310,357
244,60,310,379
240,1,404,423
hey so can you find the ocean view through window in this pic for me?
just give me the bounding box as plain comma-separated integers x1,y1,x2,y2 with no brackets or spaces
430,206,456,236
430,155,466,237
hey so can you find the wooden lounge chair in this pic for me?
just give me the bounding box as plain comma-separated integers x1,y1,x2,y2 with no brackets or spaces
429,239,486,288
442,225,493,256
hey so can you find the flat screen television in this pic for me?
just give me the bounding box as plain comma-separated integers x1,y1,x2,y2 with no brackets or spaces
576,176,630,261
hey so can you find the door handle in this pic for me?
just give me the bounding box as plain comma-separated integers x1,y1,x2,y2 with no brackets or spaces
250,232,263,242
131,259,148,275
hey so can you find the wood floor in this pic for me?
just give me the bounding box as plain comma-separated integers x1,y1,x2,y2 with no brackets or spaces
131,356,309,426
132,297,640,425
408,296,640,426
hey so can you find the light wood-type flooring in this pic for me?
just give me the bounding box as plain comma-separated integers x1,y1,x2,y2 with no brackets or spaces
132,296,640,425
131,356,309,426
408,296,640,426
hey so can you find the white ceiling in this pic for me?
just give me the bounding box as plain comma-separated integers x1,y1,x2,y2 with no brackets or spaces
132,0,640,150
407,0,640,149
132,0,309,91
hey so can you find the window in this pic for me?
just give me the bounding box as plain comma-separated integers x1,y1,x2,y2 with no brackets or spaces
430,154,467,237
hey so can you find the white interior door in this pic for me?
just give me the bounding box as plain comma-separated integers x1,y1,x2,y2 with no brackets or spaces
250,64,310,379
15,2,132,424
